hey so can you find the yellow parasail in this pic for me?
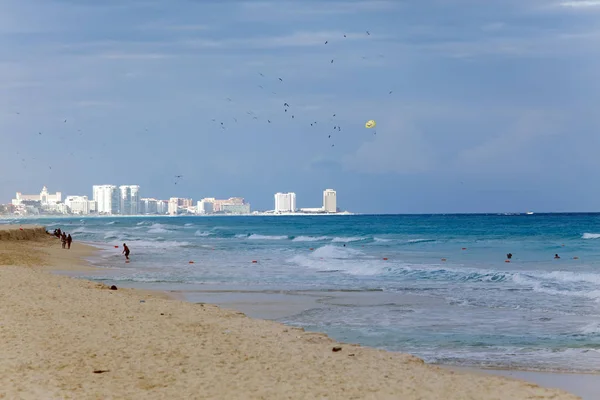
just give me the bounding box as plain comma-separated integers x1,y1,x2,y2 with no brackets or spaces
365,120,376,129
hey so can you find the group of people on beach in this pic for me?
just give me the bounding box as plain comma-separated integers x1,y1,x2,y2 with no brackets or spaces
52,228,73,249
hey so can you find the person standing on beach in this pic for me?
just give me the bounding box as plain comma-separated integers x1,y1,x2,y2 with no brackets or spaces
122,243,130,260
61,233,67,249
67,234,72,249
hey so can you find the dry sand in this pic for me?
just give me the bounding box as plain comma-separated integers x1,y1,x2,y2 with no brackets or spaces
0,225,581,399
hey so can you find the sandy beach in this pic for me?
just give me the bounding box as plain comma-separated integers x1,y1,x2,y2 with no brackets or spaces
0,225,581,399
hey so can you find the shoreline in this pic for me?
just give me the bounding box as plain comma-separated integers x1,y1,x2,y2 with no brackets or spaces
0,225,583,399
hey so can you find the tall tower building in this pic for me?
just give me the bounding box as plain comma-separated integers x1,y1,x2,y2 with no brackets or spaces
274,192,296,213
323,189,337,213
119,185,140,215
93,185,119,215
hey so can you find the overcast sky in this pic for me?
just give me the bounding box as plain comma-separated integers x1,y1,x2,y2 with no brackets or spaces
1,0,600,213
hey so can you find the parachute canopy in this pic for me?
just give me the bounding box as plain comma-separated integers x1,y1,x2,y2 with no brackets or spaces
365,120,376,129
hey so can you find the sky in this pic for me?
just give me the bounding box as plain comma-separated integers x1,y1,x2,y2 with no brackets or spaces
1,0,600,213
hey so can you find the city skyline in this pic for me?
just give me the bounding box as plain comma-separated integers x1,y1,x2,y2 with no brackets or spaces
4,184,342,216
3,2,599,213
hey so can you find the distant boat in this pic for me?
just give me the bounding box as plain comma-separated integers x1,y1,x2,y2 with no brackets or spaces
526,211,534,215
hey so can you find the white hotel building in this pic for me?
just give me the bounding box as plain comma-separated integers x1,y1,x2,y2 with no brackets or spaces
64,195,96,215
274,192,297,213
323,189,337,213
119,185,140,215
93,185,119,215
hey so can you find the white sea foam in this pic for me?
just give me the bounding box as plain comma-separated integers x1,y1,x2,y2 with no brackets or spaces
374,237,392,243
407,238,435,243
195,230,212,237
580,322,600,335
331,237,366,243
288,245,386,276
292,236,329,242
582,233,600,239
110,239,191,249
248,234,288,240
103,231,121,240
148,227,169,234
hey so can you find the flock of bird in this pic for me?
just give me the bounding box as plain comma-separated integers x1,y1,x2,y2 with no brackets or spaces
208,30,390,149
11,30,390,185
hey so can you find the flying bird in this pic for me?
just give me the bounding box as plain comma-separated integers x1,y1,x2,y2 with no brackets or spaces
278,78,283,82
331,59,334,63
366,31,370,35
389,91,393,94
325,41,328,44
64,119,67,123
268,120,271,123
259,73,264,77
344,34,346,38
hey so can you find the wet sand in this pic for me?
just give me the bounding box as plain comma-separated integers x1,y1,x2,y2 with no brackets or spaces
0,225,581,399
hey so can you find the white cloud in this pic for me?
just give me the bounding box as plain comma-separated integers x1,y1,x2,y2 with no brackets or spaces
559,0,600,8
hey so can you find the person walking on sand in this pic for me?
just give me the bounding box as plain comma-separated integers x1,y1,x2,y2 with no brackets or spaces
67,234,72,249
61,232,67,249
122,243,130,260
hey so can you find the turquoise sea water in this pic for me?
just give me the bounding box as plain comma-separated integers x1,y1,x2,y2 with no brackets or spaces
5,214,600,372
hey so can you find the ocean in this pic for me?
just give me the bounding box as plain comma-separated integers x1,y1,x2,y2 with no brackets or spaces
6,214,600,372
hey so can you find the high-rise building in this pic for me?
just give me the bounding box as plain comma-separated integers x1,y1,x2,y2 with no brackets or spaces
119,185,140,215
178,198,193,208
197,199,214,214
323,189,337,213
168,198,179,215
140,198,158,214
130,185,140,214
274,192,296,213
93,185,119,215
156,200,169,215
64,195,96,215
213,197,246,212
